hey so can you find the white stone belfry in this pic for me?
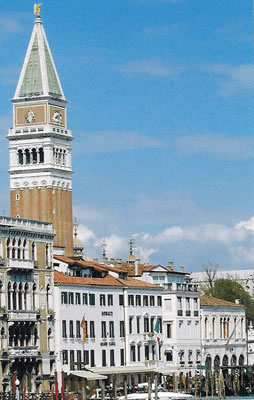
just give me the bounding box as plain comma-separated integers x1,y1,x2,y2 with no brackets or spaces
8,12,74,255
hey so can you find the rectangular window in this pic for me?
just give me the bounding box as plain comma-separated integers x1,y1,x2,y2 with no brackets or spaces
150,317,155,332
157,296,162,307
167,323,172,338
128,295,134,306
108,294,113,306
75,293,81,305
76,321,81,338
62,320,67,338
166,351,173,362
144,345,149,360
177,297,183,316
90,350,95,367
144,317,149,333
110,349,115,366
119,294,124,306
109,321,114,338
136,317,140,334
83,293,88,305
61,292,67,304
129,317,133,334
77,350,82,369
120,348,125,366
84,350,89,365
90,321,95,338
70,350,75,371
62,350,68,364
150,296,155,306
137,345,141,361
143,296,148,306
100,294,106,306
120,321,125,337
101,321,107,338
136,295,141,306
130,345,136,362
69,320,74,338
69,292,74,305
89,293,95,305
102,349,107,367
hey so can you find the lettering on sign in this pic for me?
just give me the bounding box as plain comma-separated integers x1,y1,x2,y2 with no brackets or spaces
102,311,113,316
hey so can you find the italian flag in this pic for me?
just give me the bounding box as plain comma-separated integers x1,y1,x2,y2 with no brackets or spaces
154,318,162,344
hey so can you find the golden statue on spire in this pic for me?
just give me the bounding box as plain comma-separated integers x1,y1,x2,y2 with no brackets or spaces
34,3,42,17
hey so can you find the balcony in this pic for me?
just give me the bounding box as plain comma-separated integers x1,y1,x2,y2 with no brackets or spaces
144,360,156,367
8,346,40,358
8,310,39,322
143,332,156,342
7,259,34,271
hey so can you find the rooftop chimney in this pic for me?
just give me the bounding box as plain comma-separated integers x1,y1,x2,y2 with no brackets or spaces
168,262,174,271
180,266,185,273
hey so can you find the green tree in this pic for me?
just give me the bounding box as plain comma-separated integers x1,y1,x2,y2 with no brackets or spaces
206,278,254,323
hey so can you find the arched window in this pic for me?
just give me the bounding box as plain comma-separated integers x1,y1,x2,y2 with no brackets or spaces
12,282,17,311
45,243,49,265
32,283,36,310
214,355,220,374
23,239,27,259
17,239,21,259
32,148,37,163
7,282,11,310
18,283,22,310
6,238,10,258
212,317,216,339
31,242,35,261
39,148,44,163
25,149,30,164
18,149,23,165
46,284,50,310
204,317,208,339
24,283,28,310
12,238,16,259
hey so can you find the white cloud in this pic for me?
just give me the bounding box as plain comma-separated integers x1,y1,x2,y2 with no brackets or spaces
204,63,254,97
118,60,184,76
94,234,127,259
152,223,247,245
73,130,166,154
175,133,254,160
230,246,254,264
77,224,96,243
235,216,254,232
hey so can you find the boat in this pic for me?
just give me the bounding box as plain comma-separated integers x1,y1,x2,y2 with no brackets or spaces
118,387,193,400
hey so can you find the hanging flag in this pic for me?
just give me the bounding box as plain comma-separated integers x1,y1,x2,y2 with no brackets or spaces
154,318,162,344
226,328,236,345
13,371,17,395
55,371,59,400
227,319,240,345
61,370,65,400
81,316,87,344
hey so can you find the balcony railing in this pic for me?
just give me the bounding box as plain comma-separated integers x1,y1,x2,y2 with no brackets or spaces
8,310,39,322
7,259,34,270
8,346,39,358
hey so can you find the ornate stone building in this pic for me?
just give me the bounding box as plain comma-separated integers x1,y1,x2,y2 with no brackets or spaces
0,216,55,392
8,10,73,255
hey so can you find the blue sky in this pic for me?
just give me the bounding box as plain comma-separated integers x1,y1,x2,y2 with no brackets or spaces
1,0,254,272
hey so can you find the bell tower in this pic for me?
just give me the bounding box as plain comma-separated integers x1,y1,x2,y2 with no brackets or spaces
8,9,73,255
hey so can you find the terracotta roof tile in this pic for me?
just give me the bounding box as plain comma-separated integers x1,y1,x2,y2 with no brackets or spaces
54,271,122,286
200,296,244,308
54,271,161,290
